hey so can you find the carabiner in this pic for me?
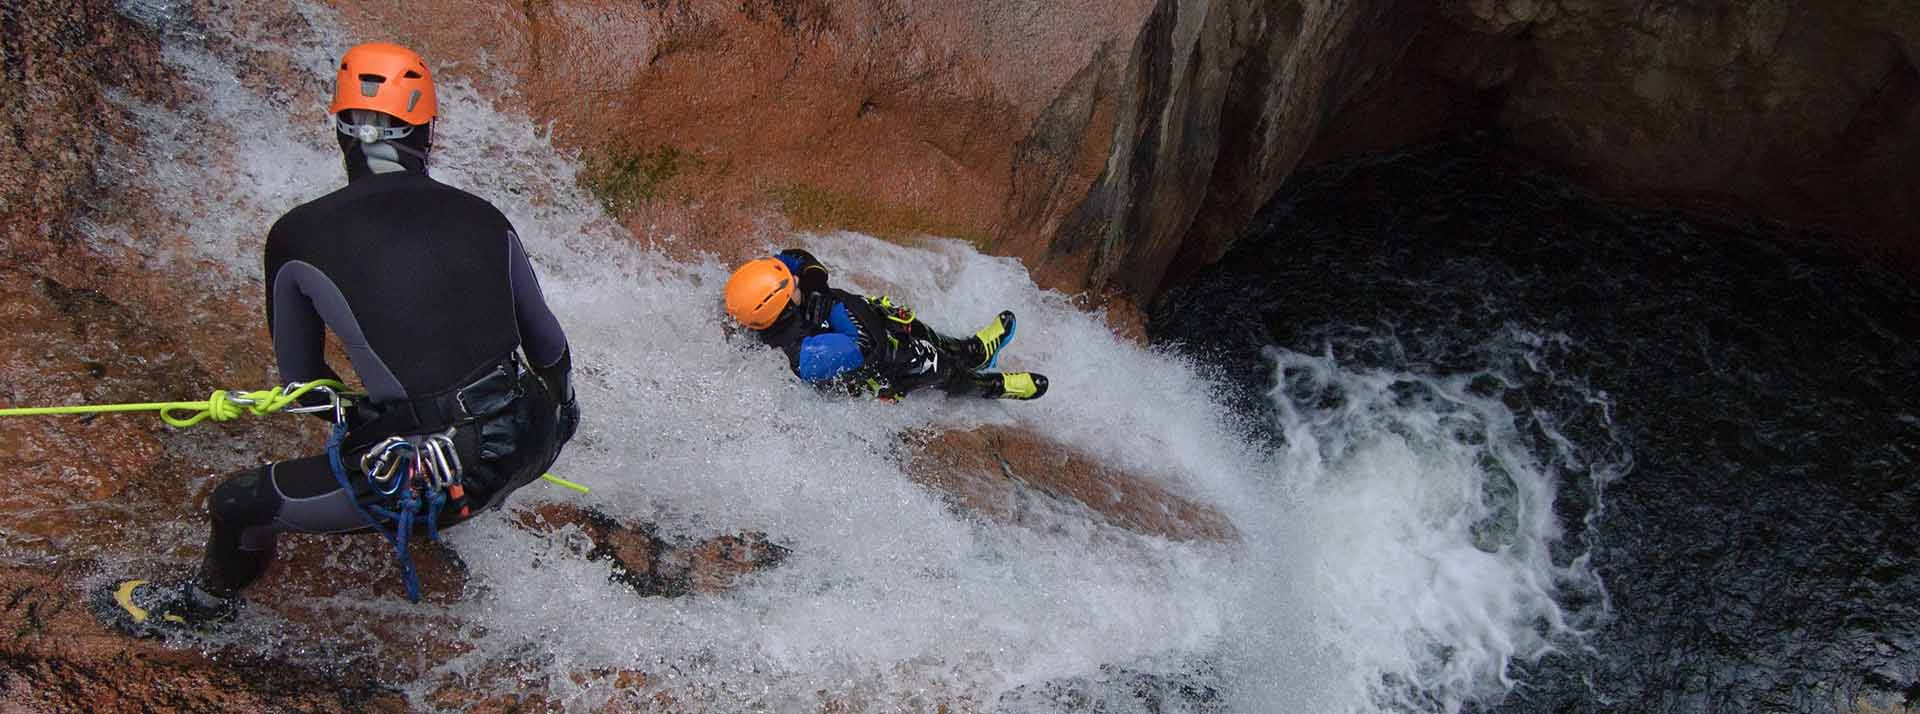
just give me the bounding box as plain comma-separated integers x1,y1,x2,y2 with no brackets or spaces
359,436,413,485
421,431,462,490
284,383,349,424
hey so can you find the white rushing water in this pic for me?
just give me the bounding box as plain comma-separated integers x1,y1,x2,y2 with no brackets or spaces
84,2,1616,711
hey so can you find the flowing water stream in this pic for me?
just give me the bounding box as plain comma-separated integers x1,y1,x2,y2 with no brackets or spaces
41,2,1863,712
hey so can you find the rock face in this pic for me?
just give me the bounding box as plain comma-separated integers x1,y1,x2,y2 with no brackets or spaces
513,504,791,598
328,0,1155,261
0,562,409,713
0,0,173,266
328,0,1918,301
1012,0,1429,299
1043,0,1920,298
1434,0,1920,272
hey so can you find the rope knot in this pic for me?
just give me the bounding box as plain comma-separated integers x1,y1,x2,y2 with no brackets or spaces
246,386,289,417
205,390,245,422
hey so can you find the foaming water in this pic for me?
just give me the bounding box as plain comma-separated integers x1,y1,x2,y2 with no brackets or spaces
74,2,1612,711
1266,334,1611,712
1159,137,1920,711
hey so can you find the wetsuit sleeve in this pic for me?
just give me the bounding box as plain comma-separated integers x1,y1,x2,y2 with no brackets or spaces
508,230,569,369
786,298,869,383
263,225,344,420
263,224,341,389
827,300,874,354
776,248,830,293
796,333,865,382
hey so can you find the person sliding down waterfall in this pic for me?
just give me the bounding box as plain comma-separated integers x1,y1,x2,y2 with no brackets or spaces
724,249,1047,401
90,42,582,636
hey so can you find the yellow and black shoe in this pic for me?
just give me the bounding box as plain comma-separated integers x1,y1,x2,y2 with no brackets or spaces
88,578,237,638
995,372,1048,401
973,311,1017,370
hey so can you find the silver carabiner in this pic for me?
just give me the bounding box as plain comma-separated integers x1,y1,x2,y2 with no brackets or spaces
284,383,349,424
358,436,412,484
423,430,462,490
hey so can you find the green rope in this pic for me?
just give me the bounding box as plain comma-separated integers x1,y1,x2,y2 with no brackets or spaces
0,379,353,428
2,381,591,492
540,473,590,494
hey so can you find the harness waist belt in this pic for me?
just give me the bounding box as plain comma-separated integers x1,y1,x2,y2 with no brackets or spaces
346,354,526,450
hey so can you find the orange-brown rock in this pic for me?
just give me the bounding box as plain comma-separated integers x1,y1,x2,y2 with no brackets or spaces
905,426,1237,543
321,0,1919,300
513,502,790,598
0,562,407,713
0,269,324,561
325,0,1155,267
0,0,175,268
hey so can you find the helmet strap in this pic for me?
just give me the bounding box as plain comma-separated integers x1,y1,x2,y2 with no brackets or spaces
336,114,432,181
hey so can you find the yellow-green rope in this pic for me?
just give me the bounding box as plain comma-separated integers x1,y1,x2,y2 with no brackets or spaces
1,381,589,492
0,379,352,428
539,473,590,494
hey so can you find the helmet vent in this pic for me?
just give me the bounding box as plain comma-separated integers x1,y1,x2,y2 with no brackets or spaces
403,70,424,79
357,73,387,98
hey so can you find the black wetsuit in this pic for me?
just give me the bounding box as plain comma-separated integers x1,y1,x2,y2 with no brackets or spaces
754,249,999,400
199,169,575,596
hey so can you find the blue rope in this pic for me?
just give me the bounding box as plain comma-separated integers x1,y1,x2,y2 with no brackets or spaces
367,491,422,603
425,488,446,543
324,422,433,603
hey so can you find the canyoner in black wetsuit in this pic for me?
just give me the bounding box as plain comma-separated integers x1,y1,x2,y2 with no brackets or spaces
723,249,1047,402
90,42,582,637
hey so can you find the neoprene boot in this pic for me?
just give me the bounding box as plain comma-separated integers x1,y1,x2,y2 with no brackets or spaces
973,311,1017,370
961,371,1047,400
89,578,238,638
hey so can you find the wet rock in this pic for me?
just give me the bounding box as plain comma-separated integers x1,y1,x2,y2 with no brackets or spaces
323,0,1920,300
512,503,791,598
994,660,1225,713
1432,0,1920,273
0,270,319,557
0,562,407,712
327,0,1153,262
1024,0,1430,299
904,426,1237,543
1037,0,1920,298
0,0,175,265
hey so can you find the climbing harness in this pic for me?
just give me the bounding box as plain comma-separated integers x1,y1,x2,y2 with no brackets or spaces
312,382,587,602
328,415,468,602
867,295,916,325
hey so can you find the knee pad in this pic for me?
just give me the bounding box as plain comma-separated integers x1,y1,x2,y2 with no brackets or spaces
208,466,280,530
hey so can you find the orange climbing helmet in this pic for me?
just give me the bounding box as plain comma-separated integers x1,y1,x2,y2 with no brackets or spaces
725,258,798,329
330,42,436,128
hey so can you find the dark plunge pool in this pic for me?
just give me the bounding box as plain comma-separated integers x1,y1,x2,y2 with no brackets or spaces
1151,137,1920,713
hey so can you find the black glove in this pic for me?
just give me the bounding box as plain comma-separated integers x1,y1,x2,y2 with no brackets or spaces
557,392,581,446
533,349,580,445
778,248,830,293
533,349,573,402
797,290,832,328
